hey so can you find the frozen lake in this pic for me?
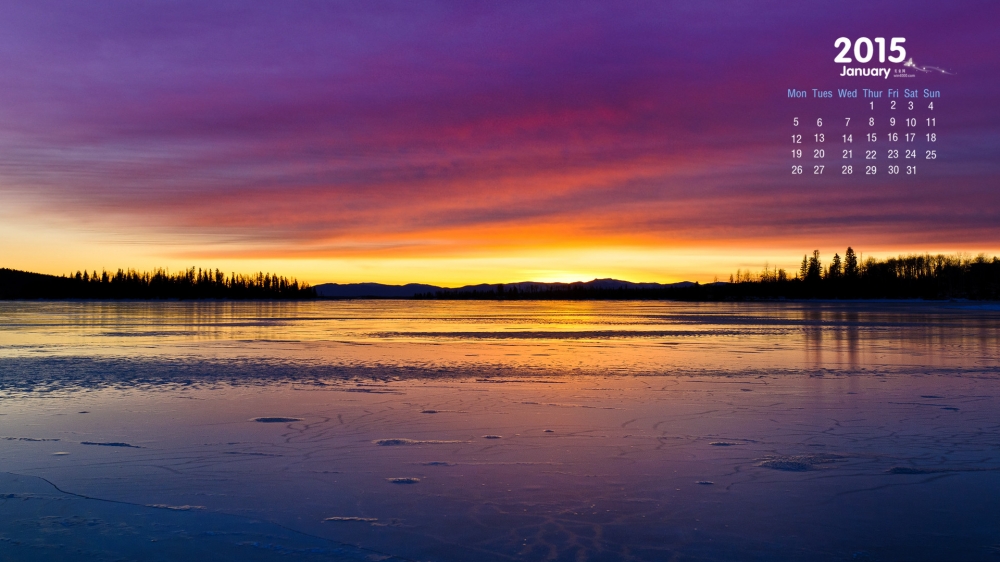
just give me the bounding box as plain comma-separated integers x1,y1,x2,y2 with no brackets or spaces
1,301,999,560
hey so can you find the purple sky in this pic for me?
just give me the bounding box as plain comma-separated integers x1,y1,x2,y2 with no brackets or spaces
1,1,998,283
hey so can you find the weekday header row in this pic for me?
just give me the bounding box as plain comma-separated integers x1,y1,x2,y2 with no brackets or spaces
788,88,941,99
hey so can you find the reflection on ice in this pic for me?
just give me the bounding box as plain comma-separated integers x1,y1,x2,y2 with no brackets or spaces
756,454,845,471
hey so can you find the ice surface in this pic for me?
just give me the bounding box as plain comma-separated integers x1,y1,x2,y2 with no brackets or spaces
0,472,402,561
1,301,1000,560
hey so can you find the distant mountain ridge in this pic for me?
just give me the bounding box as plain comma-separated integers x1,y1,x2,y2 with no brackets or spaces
314,278,696,298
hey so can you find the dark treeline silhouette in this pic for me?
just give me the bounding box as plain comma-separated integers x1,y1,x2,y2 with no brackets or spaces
5,249,999,301
414,248,1000,301
0,267,315,300
720,248,1000,300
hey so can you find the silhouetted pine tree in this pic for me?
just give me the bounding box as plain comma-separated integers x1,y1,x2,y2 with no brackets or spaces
844,247,859,278
827,253,842,279
806,250,822,282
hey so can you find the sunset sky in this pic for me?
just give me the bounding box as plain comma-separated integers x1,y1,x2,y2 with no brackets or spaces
1,1,998,285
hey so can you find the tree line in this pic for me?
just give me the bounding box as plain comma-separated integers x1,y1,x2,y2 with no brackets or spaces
0,267,315,299
4,249,999,301
724,248,1000,300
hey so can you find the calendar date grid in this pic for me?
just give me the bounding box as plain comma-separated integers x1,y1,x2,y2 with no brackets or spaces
788,88,940,177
